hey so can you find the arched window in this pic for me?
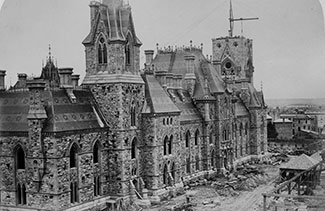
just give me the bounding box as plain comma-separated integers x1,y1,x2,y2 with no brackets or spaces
163,136,168,156
223,129,227,141
70,143,78,168
195,130,199,145
240,123,243,137
196,156,200,171
98,37,107,64
93,141,100,164
185,131,190,148
15,145,25,170
131,138,137,159
130,104,136,127
168,135,173,154
186,158,191,174
209,132,213,144
163,164,168,185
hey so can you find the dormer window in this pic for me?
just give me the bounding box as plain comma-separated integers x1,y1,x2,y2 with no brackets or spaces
98,37,107,64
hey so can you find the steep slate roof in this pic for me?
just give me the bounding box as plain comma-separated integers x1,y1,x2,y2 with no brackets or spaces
311,151,323,163
142,74,180,114
0,89,104,133
280,154,319,170
235,100,250,117
83,1,141,45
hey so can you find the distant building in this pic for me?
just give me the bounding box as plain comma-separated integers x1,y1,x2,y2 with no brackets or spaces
274,118,293,140
0,0,267,210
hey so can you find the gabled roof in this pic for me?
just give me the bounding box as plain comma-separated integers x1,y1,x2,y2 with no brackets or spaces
142,74,180,114
235,100,250,117
280,154,319,170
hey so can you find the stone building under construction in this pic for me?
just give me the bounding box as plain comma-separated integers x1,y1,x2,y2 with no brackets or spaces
0,0,267,210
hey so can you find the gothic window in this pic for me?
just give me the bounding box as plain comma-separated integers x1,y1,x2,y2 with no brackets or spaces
163,164,168,185
94,176,101,197
93,141,100,164
98,37,107,64
186,158,191,174
125,42,131,65
209,132,213,144
70,182,78,203
195,130,199,146
185,131,190,148
17,183,27,205
130,104,136,127
70,143,78,168
163,136,168,156
168,135,173,155
239,123,243,137
195,156,200,171
15,145,25,170
131,138,137,159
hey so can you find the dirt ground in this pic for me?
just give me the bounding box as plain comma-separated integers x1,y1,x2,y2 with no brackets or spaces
144,165,279,211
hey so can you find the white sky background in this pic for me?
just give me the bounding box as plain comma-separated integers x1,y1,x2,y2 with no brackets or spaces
0,0,325,99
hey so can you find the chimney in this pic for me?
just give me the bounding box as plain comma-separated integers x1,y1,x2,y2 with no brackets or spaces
17,73,27,88
59,68,73,88
71,75,80,88
0,70,6,91
27,80,47,120
144,50,154,66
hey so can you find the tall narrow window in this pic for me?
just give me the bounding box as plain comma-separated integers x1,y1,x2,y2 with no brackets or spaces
211,150,215,168
22,184,27,205
186,158,191,174
168,135,173,155
131,138,137,159
245,123,248,136
171,163,175,181
163,164,168,185
17,184,21,205
103,44,108,64
98,45,103,64
163,136,168,156
94,176,101,197
209,132,213,144
70,144,78,168
15,145,25,170
195,130,199,145
16,183,27,205
93,141,100,164
98,37,107,64
196,156,200,171
125,42,131,65
130,105,136,127
185,131,190,148
74,182,78,203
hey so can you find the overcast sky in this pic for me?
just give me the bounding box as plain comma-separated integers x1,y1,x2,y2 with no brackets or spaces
0,0,324,99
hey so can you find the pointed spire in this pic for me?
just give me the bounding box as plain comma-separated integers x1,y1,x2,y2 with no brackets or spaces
229,0,234,37
48,44,52,62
